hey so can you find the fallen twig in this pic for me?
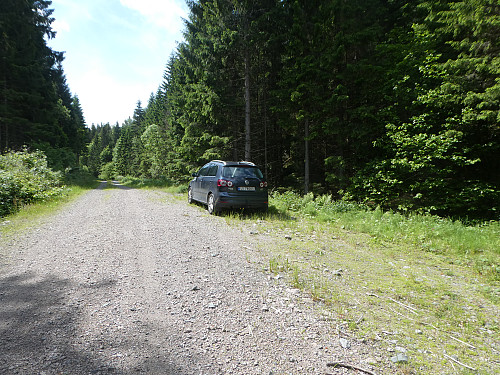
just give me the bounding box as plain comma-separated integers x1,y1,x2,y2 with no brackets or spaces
327,362,377,375
449,335,476,349
443,354,477,371
386,305,416,321
421,321,440,331
387,296,418,315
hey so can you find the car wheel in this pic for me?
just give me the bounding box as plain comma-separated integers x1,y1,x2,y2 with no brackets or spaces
207,193,218,215
187,187,193,204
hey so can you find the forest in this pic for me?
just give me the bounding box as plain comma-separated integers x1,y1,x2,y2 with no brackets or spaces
1,0,499,220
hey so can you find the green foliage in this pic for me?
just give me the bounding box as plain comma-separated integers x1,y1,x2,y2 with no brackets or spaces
80,0,499,221
64,168,98,189
119,176,188,194
350,0,500,220
140,124,169,178
0,1,86,165
81,123,121,177
0,149,64,216
271,191,362,216
98,162,115,180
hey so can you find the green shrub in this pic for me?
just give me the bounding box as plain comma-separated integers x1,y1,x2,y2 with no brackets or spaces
0,172,21,216
271,191,363,215
0,149,64,216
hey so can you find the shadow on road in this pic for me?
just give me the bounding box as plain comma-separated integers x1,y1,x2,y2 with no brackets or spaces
97,181,134,191
0,272,188,374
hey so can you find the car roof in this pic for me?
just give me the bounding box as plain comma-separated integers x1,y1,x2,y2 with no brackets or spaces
211,160,256,167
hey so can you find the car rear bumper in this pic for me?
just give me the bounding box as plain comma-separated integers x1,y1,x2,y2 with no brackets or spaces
216,192,268,209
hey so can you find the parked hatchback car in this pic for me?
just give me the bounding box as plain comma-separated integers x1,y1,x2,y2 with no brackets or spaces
188,160,268,214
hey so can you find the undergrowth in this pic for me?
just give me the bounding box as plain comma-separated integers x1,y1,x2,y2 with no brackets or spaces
1,168,98,238
0,149,64,217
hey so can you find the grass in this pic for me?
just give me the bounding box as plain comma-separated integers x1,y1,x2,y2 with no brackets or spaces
271,191,500,282
224,191,499,375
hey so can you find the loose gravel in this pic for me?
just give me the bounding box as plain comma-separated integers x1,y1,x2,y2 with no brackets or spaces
1,183,382,375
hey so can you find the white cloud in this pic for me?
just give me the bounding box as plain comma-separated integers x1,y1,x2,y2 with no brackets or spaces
76,74,139,126
119,0,187,33
65,58,133,125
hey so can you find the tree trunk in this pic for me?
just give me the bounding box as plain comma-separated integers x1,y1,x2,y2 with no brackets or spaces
244,52,251,161
304,119,310,194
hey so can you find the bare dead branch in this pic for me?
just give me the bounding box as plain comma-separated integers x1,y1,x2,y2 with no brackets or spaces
327,362,377,375
443,354,477,371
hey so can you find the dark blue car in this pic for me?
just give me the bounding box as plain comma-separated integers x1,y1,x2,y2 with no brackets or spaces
188,160,268,214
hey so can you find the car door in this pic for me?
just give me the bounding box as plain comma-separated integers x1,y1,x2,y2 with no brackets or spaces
193,164,210,201
201,164,219,200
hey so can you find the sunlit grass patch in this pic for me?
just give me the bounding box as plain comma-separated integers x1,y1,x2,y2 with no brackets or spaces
1,186,85,239
270,192,500,282
227,191,499,374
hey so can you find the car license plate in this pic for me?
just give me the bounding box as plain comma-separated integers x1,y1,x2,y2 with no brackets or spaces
238,186,255,191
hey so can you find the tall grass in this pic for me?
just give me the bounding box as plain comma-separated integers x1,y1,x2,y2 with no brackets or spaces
270,191,500,280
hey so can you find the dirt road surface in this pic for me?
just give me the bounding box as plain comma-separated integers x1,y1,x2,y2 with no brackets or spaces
0,183,380,374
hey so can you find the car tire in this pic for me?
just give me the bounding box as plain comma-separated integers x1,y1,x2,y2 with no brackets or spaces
207,193,218,215
188,187,193,204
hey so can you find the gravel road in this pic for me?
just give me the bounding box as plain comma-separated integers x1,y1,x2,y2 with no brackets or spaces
0,183,379,375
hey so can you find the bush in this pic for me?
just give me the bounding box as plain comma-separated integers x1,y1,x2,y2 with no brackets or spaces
270,191,363,216
0,149,64,216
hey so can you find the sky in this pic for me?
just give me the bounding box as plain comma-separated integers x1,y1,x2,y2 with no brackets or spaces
48,0,189,126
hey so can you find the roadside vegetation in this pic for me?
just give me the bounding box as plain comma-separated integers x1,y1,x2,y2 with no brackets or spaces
0,149,64,217
0,149,98,237
271,192,499,282
222,192,499,374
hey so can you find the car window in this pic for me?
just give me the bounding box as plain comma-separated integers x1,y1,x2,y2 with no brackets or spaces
222,166,264,179
198,165,210,176
207,165,218,176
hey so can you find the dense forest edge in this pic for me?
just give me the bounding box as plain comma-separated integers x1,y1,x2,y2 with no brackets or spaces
1,0,499,223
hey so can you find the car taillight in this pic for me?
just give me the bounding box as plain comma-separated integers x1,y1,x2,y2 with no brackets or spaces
218,179,233,187
260,181,268,188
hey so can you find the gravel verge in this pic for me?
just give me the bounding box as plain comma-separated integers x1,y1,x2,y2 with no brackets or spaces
1,183,385,374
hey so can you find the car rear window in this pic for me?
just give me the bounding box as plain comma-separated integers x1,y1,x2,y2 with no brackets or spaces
222,166,264,179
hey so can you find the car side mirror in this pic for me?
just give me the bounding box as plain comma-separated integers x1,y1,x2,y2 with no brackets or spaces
192,172,198,177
